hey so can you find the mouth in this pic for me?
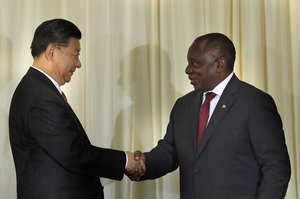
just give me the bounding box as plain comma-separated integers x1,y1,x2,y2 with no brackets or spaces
188,77,198,85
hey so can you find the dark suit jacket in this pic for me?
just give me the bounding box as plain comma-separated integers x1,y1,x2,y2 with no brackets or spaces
142,74,291,199
9,67,126,199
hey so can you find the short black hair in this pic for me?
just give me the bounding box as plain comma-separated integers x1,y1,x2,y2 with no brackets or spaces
194,33,236,71
30,18,82,57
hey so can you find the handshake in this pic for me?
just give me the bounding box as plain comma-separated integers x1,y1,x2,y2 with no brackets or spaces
125,150,146,181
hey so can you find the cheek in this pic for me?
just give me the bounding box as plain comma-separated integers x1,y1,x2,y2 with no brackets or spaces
194,70,205,79
62,59,75,71
196,70,211,85
55,57,68,69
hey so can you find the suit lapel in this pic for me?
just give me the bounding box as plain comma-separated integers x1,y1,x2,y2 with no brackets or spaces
196,75,240,157
67,106,90,142
27,67,90,142
189,91,203,155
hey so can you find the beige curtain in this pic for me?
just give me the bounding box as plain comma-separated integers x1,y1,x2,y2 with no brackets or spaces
0,0,299,198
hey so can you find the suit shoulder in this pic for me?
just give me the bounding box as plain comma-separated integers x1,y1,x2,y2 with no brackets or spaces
239,80,270,97
180,89,199,99
237,80,276,106
11,70,58,109
12,73,42,100
175,90,199,103
170,90,200,112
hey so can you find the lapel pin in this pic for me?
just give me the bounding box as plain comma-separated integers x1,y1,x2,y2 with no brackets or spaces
222,104,227,109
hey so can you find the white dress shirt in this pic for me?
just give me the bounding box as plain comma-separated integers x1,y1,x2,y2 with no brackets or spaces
202,72,234,123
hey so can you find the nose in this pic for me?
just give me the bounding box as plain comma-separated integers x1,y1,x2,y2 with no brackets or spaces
75,58,81,68
185,64,193,74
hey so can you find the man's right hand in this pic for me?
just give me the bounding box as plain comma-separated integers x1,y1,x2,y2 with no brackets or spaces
125,150,146,181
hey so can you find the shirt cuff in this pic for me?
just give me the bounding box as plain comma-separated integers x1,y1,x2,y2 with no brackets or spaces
125,151,128,169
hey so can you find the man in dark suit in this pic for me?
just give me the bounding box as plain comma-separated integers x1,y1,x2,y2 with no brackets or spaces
130,33,291,199
9,18,144,199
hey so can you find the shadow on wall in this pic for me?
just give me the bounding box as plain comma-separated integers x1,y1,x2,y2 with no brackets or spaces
0,34,17,199
111,44,179,199
0,35,13,88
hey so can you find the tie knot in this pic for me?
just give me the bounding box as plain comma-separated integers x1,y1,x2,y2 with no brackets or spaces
204,92,216,102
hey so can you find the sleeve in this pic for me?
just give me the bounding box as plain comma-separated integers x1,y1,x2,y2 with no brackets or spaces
28,93,126,180
141,100,179,180
249,93,291,199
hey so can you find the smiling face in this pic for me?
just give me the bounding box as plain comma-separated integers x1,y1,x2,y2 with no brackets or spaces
53,38,81,85
185,40,221,92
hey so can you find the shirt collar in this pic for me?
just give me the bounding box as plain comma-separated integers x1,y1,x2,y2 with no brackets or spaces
205,72,234,97
31,66,63,94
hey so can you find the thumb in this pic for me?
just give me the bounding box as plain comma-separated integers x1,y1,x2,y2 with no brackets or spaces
134,150,142,161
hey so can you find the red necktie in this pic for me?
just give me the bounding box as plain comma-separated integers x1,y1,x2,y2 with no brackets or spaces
197,92,216,147
62,92,68,104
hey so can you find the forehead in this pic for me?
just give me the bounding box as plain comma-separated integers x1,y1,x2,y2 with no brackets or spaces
66,38,81,51
187,40,218,60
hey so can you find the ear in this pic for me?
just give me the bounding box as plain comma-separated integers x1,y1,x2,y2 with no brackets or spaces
216,57,226,73
44,44,56,61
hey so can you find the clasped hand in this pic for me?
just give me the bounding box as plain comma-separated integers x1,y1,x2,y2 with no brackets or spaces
125,150,146,181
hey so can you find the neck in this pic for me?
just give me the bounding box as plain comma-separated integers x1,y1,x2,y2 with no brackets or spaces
32,58,63,86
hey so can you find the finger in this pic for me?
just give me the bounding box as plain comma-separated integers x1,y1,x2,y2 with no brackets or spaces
139,160,146,175
134,150,142,161
125,170,141,181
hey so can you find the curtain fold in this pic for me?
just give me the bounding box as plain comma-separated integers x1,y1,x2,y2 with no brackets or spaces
0,0,298,198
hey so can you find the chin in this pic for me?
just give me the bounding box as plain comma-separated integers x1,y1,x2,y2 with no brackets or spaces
64,79,71,84
194,87,202,91
193,85,201,90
